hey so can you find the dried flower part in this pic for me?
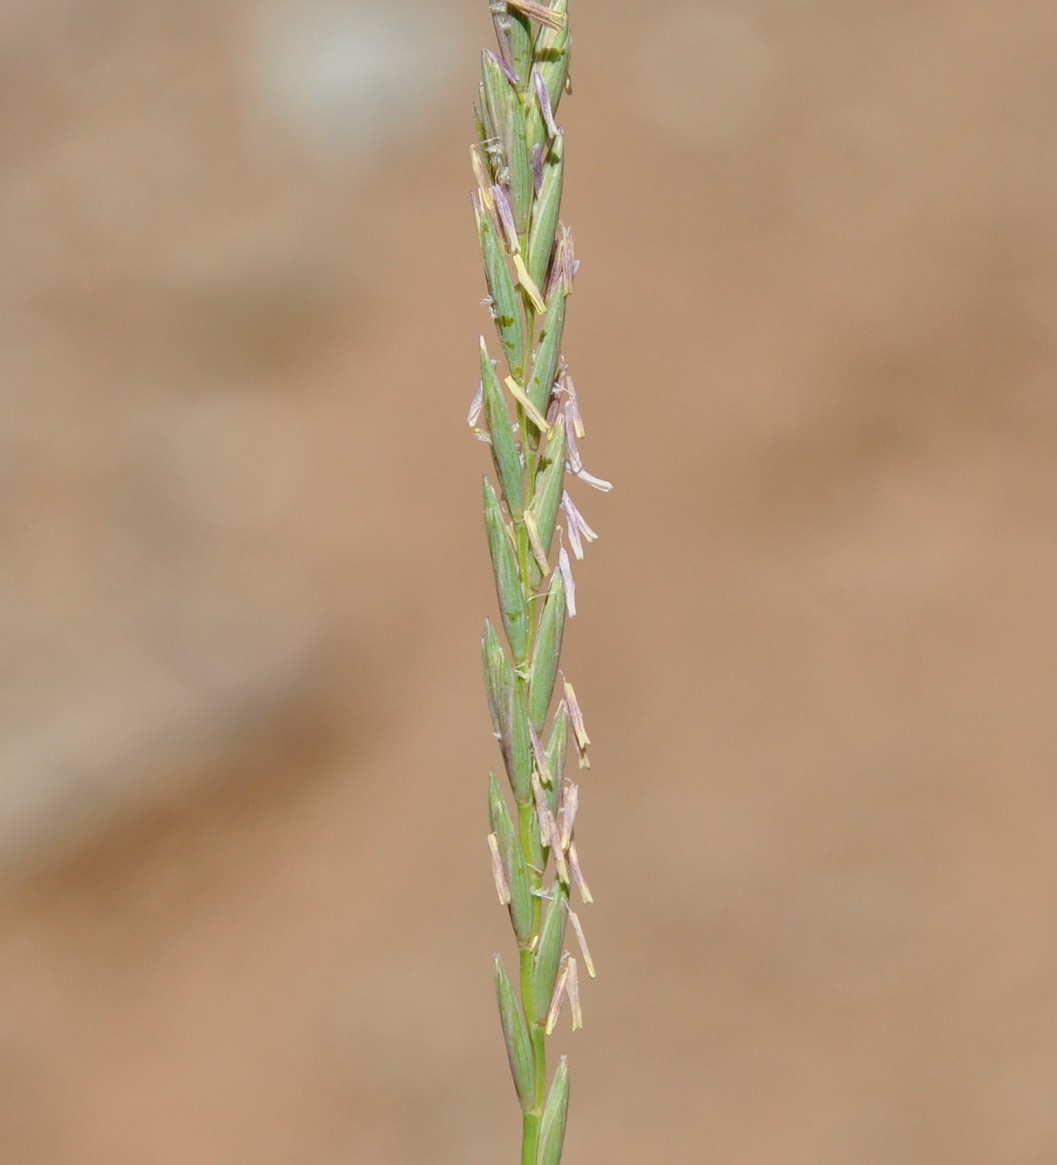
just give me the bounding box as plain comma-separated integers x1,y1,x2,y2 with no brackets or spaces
467,379,484,428
568,840,593,904
562,369,586,437
493,184,521,256
563,512,582,560
557,545,576,617
530,774,559,855
557,781,578,851
575,466,613,492
471,142,492,198
531,142,545,194
562,677,591,766
508,0,566,32
564,404,583,473
560,489,597,561
544,953,569,1035
543,952,586,1034
523,510,550,576
568,909,595,978
559,223,581,287
528,718,553,786
533,66,560,139
565,955,583,1029
513,252,548,313
544,221,578,301
487,833,511,904
504,374,551,435
532,772,569,884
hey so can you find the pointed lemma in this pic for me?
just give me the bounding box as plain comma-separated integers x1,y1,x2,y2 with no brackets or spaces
528,417,567,561
484,477,529,664
483,621,534,802
506,9,534,90
509,684,534,804
545,704,568,815
482,619,513,745
526,133,564,296
480,50,533,234
476,200,526,380
532,0,570,114
527,284,566,418
537,1056,571,1165
528,572,566,729
506,84,534,234
479,51,510,151
494,955,536,1111
480,338,525,516
531,886,568,1024
489,773,534,943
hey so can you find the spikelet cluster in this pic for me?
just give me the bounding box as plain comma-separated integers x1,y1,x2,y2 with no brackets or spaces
468,3,608,1162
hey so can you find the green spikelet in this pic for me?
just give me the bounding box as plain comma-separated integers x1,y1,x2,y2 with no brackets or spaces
469,5,607,1162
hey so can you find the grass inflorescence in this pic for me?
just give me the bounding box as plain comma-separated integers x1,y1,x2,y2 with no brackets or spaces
468,3,609,1162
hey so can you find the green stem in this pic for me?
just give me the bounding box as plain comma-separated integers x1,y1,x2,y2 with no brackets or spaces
521,1107,541,1165
519,942,545,1165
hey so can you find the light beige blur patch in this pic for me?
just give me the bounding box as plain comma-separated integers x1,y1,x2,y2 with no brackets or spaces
635,6,775,148
247,0,467,162
163,389,311,532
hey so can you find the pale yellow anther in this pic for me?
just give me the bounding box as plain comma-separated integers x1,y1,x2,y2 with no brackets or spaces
470,145,491,198
566,955,583,1030
569,841,593,904
558,781,578,851
569,909,596,978
528,719,554,786
545,957,569,1035
513,253,547,313
504,376,551,433
563,678,591,764
508,0,565,31
531,773,568,883
523,511,550,575
554,839,569,885
487,833,511,905
530,774,557,844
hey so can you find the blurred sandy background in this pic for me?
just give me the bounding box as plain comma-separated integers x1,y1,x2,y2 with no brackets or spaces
1,0,1056,1161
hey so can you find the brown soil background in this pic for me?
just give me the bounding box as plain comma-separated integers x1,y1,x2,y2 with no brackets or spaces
1,2,1055,1162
